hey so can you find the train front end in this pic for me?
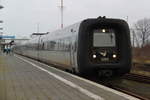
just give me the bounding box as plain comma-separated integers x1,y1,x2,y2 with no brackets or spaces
77,17,131,77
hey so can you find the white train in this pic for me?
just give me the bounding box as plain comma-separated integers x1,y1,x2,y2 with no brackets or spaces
14,17,132,77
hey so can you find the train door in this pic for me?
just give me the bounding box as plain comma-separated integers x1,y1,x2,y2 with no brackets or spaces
70,37,76,67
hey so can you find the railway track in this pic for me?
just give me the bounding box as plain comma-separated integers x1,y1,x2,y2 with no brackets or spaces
89,73,150,100
87,77,150,100
94,81,150,100
112,86,150,100
123,73,150,84
110,73,150,100
133,62,150,67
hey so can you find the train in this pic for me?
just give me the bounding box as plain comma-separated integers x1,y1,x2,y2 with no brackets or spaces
14,16,132,77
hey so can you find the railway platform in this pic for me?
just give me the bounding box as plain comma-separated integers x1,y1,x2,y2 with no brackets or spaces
0,53,139,100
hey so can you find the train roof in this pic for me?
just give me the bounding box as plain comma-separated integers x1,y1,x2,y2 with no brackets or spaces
42,21,81,40
22,17,128,45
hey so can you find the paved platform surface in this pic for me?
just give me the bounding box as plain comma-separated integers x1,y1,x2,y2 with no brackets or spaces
0,54,139,100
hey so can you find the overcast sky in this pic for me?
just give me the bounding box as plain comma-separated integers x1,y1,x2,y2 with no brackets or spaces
1,0,150,38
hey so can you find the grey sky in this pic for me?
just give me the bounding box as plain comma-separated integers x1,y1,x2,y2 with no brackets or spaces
1,0,150,38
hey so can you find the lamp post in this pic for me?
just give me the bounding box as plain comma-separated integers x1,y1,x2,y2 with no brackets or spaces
58,0,64,29
60,0,64,29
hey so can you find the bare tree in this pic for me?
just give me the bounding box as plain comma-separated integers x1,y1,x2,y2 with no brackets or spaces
130,29,140,47
134,18,150,48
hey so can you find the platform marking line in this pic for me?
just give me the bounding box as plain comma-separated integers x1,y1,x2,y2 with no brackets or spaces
15,55,104,100
21,55,140,100
15,55,140,100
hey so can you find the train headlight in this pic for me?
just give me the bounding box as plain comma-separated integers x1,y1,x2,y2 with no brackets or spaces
113,54,117,58
93,54,97,59
102,29,106,33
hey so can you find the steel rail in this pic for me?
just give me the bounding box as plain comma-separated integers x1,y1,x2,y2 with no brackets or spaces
124,73,150,84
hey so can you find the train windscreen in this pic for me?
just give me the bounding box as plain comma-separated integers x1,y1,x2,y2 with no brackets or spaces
93,29,116,47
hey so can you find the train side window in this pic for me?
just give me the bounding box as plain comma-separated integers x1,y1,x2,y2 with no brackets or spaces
74,41,77,51
68,37,71,51
66,38,68,51
65,37,67,51
64,39,67,51
42,42,44,50
55,40,58,50
61,40,63,51
48,41,52,51
62,40,65,51
44,42,47,50
57,40,59,51
67,38,69,51
61,40,64,51
55,40,57,50
51,41,56,50
60,39,62,51
62,40,64,51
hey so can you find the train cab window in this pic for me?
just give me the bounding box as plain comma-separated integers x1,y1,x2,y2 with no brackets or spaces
93,29,116,47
